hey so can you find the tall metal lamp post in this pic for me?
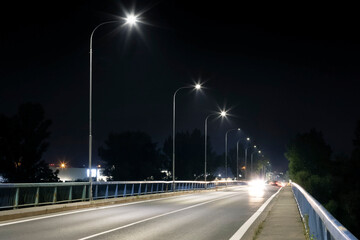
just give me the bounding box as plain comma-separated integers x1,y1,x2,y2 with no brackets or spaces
172,84,201,191
89,14,139,201
225,128,240,183
204,111,227,188
250,148,261,179
236,137,250,180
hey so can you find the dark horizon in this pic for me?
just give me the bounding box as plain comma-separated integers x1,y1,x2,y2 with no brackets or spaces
1,1,360,173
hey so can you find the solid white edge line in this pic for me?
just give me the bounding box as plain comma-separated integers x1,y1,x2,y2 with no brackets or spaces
229,187,282,240
78,192,243,240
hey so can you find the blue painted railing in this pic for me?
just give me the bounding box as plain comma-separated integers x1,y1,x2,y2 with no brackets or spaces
291,182,357,240
0,180,238,209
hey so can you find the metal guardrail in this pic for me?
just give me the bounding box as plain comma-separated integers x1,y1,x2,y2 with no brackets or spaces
291,182,357,240
0,180,239,210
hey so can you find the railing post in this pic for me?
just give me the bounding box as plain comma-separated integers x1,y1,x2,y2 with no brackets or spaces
150,183,153,193
14,187,19,208
95,184,98,199
82,185,86,201
156,183,159,193
138,183,142,195
114,184,118,198
131,184,134,196
35,187,40,206
68,186,72,202
105,184,109,199
53,186,57,204
123,184,127,197
144,183,147,194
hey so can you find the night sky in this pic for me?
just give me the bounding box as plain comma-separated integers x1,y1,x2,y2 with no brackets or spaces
1,1,359,172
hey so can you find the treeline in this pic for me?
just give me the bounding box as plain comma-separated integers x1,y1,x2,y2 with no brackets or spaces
285,122,360,238
100,129,223,181
1,103,266,183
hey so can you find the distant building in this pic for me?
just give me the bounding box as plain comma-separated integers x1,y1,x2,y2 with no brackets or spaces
50,167,108,182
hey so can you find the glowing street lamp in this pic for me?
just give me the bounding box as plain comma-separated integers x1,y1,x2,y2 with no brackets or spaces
88,13,141,201
225,128,240,182
172,83,202,191
250,146,261,178
236,137,250,180
204,110,227,187
125,14,138,25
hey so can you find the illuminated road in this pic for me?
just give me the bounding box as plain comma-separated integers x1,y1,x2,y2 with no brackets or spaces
0,185,279,240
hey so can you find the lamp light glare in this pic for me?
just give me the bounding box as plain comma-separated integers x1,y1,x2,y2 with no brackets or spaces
125,14,138,25
247,137,250,141
195,84,201,90
220,111,227,117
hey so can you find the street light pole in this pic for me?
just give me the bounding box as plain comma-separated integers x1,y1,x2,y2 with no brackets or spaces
225,128,240,182
204,111,226,188
172,84,201,191
250,148,261,179
89,16,139,201
236,140,239,180
237,137,250,180
244,147,248,179
243,137,250,180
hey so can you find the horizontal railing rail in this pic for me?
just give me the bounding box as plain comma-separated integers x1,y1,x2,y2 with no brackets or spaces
0,180,243,210
291,182,357,240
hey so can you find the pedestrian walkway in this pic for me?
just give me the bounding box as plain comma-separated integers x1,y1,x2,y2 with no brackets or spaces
254,186,306,240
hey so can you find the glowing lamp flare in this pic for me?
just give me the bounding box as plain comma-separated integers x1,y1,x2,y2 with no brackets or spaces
125,14,138,25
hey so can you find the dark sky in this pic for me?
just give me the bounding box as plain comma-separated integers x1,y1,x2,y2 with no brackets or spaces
1,1,359,172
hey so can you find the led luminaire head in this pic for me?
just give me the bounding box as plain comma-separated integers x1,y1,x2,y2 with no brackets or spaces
125,14,138,25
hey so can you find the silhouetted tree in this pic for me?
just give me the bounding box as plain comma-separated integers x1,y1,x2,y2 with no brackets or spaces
285,129,333,203
285,127,360,238
0,103,59,182
163,129,219,180
98,131,165,181
336,120,360,237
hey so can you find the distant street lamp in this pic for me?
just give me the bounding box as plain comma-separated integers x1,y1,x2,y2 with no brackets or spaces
225,128,240,181
89,14,140,201
250,147,261,178
204,111,227,187
236,137,250,180
244,138,251,180
172,83,202,191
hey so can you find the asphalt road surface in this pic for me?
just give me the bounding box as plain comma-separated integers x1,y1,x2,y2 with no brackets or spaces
0,185,279,240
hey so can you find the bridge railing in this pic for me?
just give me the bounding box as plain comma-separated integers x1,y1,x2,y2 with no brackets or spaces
0,180,240,210
291,182,357,240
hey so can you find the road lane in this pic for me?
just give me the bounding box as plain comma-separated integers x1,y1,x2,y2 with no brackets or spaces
0,185,279,240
